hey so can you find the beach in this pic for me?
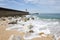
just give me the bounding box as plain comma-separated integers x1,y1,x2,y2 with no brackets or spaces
0,22,54,40
0,15,60,40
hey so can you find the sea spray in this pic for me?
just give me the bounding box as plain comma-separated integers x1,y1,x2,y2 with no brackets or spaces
5,15,60,40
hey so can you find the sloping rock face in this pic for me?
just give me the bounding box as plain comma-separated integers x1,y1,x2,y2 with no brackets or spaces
0,7,29,17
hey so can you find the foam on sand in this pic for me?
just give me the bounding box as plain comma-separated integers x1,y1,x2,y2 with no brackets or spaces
5,15,60,40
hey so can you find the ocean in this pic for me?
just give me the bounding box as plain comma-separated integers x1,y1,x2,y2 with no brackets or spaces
31,14,60,38
35,13,60,19
6,14,60,39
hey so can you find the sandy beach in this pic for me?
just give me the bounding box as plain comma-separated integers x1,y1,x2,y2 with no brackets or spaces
0,19,55,40
0,0,60,40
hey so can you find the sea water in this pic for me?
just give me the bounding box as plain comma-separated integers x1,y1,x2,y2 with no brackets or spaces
6,14,60,39
32,13,60,37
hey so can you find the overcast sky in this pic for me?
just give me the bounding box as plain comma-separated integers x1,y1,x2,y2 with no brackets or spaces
0,0,60,13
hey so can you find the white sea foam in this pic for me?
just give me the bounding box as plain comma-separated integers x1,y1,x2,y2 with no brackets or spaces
6,15,60,39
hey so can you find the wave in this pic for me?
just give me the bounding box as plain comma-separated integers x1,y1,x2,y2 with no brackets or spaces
6,15,60,39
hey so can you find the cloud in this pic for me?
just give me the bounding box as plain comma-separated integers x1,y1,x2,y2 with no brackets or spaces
0,0,6,6
24,0,55,5
0,3,6,5
24,0,40,4
0,0,25,6
24,0,60,13
0,0,60,13
24,0,60,6
7,0,24,5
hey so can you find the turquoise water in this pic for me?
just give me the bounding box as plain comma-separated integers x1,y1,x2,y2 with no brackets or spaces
32,14,60,19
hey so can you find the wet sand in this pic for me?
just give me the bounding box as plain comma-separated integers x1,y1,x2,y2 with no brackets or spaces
0,20,55,40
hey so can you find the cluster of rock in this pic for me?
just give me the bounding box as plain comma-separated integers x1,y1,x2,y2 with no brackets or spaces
0,15,60,40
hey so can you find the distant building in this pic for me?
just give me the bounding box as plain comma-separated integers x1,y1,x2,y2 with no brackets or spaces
0,7,29,17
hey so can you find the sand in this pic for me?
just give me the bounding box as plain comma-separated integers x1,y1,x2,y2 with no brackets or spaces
0,20,55,40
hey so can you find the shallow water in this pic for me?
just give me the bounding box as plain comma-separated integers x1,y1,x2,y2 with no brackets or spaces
6,15,60,39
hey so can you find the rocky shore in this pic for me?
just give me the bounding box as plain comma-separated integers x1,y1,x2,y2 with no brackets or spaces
0,15,60,40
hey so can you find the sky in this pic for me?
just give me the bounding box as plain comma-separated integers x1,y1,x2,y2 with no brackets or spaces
0,0,60,13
